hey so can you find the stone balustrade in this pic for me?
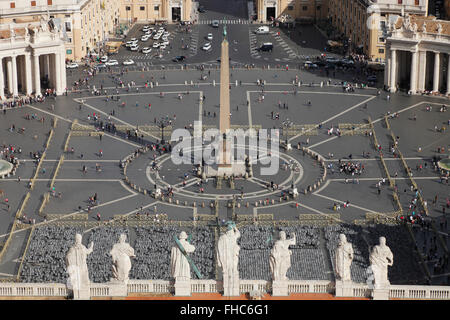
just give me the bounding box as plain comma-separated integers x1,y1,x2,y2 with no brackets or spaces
0,280,447,299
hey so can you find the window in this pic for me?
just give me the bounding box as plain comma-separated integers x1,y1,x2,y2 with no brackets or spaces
302,6,307,11
154,5,159,11
140,6,145,10
31,1,36,6
67,38,72,43
397,0,402,4
126,6,131,11
415,0,419,5
67,49,72,54
10,2,15,8
65,21,72,32
287,5,293,10
378,37,385,43
47,0,52,5
378,48,384,54
317,5,321,11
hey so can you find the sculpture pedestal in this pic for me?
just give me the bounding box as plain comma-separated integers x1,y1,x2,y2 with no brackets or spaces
223,277,240,297
174,279,192,296
335,280,353,297
272,280,289,296
108,281,128,297
73,286,90,300
372,286,390,300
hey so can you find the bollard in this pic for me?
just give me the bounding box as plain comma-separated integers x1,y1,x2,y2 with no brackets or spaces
185,80,188,85
193,202,196,207
210,202,214,208
143,189,147,195
190,80,194,85
246,202,249,208
279,197,282,203
235,80,238,87
184,201,187,206
272,199,275,205
255,201,258,207
202,202,205,208
176,200,179,205
237,203,240,208
213,80,216,87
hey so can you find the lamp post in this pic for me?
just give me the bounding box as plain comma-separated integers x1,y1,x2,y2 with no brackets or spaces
281,119,293,146
156,116,171,144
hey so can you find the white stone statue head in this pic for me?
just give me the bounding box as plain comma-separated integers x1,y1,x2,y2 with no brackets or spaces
339,233,347,245
75,233,82,245
179,231,188,240
279,231,286,240
379,236,386,246
119,233,127,243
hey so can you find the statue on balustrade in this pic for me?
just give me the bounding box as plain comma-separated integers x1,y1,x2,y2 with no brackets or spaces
171,231,196,281
269,231,296,281
369,236,393,288
335,233,354,281
110,233,135,283
66,233,93,290
217,222,240,281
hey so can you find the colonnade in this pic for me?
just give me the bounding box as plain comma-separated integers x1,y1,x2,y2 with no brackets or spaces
0,51,66,99
387,48,450,95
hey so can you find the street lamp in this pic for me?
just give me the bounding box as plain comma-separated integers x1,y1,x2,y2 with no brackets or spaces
281,119,294,146
156,116,171,144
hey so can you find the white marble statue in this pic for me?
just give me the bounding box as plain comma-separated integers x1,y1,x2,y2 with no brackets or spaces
269,231,296,281
217,223,240,281
171,231,195,281
369,236,393,288
40,20,48,32
335,234,354,281
66,233,93,291
422,21,427,32
110,234,135,283
437,23,443,34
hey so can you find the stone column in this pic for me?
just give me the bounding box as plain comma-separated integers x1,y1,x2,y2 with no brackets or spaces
433,52,440,92
0,57,4,99
25,54,33,95
409,50,418,94
6,58,13,95
44,54,50,77
60,50,67,94
447,55,450,95
417,51,427,92
11,55,18,97
384,49,391,89
33,53,41,95
55,53,62,95
389,49,397,93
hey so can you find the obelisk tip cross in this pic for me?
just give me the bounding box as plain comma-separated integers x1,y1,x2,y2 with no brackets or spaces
223,25,227,39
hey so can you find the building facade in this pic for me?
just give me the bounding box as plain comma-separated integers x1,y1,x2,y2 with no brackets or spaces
0,21,67,99
119,0,193,24
256,0,328,23
0,0,120,61
328,0,428,61
385,14,450,95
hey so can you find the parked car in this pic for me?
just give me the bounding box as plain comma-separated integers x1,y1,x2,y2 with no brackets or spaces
153,42,160,48
206,33,213,41
105,60,118,66
159,44,167,50
304,61,318,69
211,20,219,28
255,26,269,34
141,35,150,41
100,55,108,63
258,42,273,52
172,55,186,62
130,44,139,51
202,42,212,51
123,59,135,65
66,62,79,69
198,6,206,13
142,47,152,54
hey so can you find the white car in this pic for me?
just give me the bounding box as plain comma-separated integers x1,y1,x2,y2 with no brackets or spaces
153,33,162,40
130,38,137,42
105,60,118,66
161,40,169,46
152,42,160,48
125,41,133,47
123,59,135,65
202,42,212,51
66,62,79,69
142,47,152,54
100,55,108,63
141,35,149,41
130,44,139,51
159,44,167,50
163,31,170,37
159,27,165,31
206,33,213,41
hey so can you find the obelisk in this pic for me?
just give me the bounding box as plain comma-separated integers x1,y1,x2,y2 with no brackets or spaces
218,26,232,170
